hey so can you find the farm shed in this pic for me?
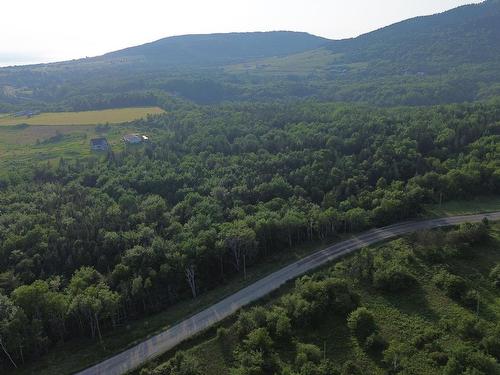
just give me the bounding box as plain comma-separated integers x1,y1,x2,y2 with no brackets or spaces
123,134,149,144
90,137,109,151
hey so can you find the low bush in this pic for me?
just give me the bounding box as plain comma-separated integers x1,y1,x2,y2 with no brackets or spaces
364,333,388,354
149,352,201,375
444,345,499,375
490,264,500,288
373,265,416,292
347,307,376,341
481,326,500,361
432,269,468,300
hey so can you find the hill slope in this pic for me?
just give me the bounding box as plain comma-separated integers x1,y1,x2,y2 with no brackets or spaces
328,0,500,71
1,1,500,108
103,31,329,66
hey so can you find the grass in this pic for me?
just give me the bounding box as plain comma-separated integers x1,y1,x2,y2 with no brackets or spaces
140,223,500,375
0,107,165,126
0,120,163,168
224,48,370,79
424,195,500,217
0,125,124,167
225,48,343,76
0,106,165,167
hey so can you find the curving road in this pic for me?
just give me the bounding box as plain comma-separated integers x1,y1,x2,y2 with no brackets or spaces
76,212,500,375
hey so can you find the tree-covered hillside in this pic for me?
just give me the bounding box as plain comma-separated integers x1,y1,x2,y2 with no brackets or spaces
328,0,500,71
0,100,498,372
104,31,328,66
1,1,500,110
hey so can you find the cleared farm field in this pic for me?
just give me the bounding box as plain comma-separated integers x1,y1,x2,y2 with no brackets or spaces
0,107,165,126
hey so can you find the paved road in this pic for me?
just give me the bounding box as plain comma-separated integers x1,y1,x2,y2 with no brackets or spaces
76,212,500,375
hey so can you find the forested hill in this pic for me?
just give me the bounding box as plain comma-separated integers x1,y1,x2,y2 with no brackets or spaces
327,0,500,72
2,1,500,110
103,31,329,66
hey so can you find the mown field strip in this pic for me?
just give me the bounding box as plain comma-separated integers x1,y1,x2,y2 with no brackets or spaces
0,107,165,126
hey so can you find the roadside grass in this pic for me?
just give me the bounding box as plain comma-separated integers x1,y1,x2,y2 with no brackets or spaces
138,223,500,375
11,205,500,375
424,195,500,217
0,107,165,126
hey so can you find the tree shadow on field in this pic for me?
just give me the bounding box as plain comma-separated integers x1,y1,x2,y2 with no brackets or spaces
381,283,440,323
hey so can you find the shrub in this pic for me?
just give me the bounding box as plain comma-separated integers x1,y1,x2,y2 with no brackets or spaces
459,222,489,244
444,345,499,375
489,264,500,288
295,342,322,368
152,352,201,375
382,343,406,374
364,333,388,354
347,307,376,341
445,222,490,258
429,351,448,366
235,307,268,338
232,328,279,375
412,328,440,351
341,361,362,375
280,293,313,326
457,316,486,341
216,326,229,341
266,307,291,338
373,266,416,292
244,328,274,353
482,327,500,361
235,310,258,338
296,361,323,375
281,277,359,326
432,270,468,300
416,244,458,263
462,289,480,310
230,349,265,375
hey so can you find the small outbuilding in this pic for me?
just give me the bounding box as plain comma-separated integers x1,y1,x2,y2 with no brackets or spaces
123,134,149,144
123,134,142,144
90,137,109,151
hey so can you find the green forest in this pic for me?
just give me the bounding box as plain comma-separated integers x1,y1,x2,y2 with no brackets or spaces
1,1,500,112
139,221,500,375
0,100,499,372
1,1,500,374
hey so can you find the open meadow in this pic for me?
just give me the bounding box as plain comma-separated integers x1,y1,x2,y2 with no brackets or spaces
0,107,165,126
0,107,165,167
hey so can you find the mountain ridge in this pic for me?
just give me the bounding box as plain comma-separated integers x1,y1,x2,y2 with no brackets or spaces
1,0,500,109
102,31,329,66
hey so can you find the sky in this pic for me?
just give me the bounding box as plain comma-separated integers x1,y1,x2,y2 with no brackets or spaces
0,0,484,67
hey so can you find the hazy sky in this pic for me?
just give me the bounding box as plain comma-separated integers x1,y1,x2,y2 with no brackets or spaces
0,0,484,67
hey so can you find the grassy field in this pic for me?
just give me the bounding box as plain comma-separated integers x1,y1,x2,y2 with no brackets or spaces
0,107,165,126
139,223,500,375
225,48,343,76
0,123,150,167
0,107,165,167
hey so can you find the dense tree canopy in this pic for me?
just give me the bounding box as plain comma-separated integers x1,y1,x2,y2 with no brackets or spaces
0,100,499,370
